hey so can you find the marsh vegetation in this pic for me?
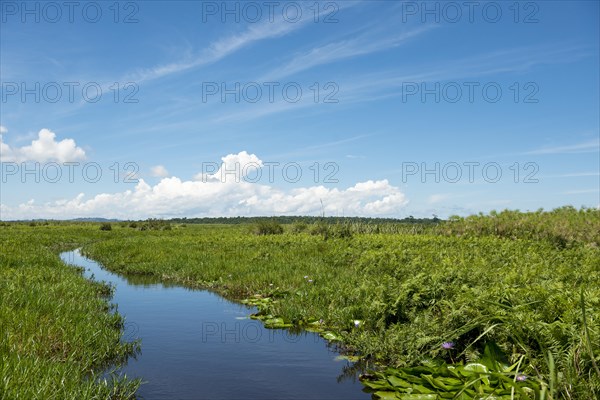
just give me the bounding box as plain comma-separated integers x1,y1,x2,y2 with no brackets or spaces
1,207,598,399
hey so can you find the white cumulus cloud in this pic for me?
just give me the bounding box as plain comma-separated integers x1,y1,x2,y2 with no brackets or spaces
0,129,86,163
193,151,263,183
150,165,169,178
1,151,409,220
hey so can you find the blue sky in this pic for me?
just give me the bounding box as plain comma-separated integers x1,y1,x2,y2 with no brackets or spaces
1,0,598,219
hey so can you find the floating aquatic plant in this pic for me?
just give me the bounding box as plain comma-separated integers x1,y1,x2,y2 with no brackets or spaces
360,342,543,399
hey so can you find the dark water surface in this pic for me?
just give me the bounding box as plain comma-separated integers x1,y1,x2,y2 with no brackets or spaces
60,250,370,400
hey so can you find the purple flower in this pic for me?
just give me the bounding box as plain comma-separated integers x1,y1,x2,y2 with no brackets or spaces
516,374,527,382
353,320,361,328
441,341,455,350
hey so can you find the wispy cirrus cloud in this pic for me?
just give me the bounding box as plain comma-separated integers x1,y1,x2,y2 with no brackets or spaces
214,44,592,123
261,25,434,80
125,2,362,84
562,189,599,195
541,171,600,178
128,23,299,83
262,134,372,160
338,44,593,103
524,138,599,155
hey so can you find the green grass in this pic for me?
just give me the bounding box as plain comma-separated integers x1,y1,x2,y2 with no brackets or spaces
0,224,140,399
2,208,599,399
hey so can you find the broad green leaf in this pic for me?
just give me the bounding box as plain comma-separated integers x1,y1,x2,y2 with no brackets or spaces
397,394,438,400
388,375,412,388
373,391,401,399
421,374,456,391
480,341,509,371
411,384,436,394
362,380,394,390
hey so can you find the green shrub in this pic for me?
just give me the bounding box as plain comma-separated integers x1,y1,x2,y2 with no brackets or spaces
290,221,308,233
135,219,171,231
439,206,600,247
99,223,112,231
330,223,353,239
252,220,284,235
309,221,330,238
307,222,353,239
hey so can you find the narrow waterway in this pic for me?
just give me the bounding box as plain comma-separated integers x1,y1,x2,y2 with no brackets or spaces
60,250,370,400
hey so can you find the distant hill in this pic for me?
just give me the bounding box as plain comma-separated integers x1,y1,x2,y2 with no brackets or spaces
8,218,123,222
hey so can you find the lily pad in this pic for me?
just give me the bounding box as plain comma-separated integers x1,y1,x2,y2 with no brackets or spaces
334,354,361,362
263,317,293,329
321,331,342,341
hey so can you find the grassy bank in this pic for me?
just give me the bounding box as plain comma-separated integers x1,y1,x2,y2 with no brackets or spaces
0,224,140,399
2,208,598,399
79,208,599,399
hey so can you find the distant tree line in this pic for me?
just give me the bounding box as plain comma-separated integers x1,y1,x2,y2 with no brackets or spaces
3,216,442,225
167,215,442,225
